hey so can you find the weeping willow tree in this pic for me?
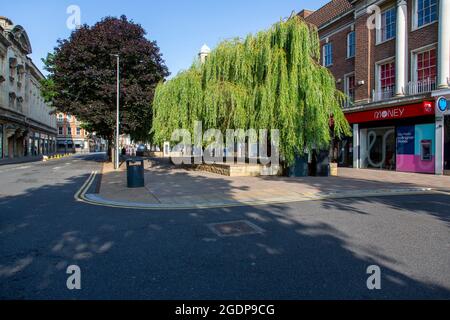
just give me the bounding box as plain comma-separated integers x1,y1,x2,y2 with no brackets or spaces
152,16,351,166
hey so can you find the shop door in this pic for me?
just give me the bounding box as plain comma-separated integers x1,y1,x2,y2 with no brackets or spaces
444,116,450,174
337,137,353,167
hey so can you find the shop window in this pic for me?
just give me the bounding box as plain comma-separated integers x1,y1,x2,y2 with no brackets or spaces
28,137,32,156
323,43,333,67
361,127,396,170
0,124,3,159
34,138,39,156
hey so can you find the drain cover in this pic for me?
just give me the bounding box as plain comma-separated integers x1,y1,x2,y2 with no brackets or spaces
208,220,264,237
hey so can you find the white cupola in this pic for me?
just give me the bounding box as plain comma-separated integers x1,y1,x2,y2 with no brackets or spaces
199,44,211,64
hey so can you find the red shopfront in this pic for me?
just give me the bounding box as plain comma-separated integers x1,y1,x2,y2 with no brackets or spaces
345,101,436,174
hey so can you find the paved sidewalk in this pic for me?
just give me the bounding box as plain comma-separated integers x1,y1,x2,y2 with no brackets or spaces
79,159,450,209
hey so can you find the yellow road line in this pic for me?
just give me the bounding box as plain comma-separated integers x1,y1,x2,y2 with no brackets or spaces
74,171,97,201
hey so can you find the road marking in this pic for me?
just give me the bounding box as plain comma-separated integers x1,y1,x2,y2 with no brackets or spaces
433,189,450,196
0,165,32,174
17,166,31,170
74,171,97,202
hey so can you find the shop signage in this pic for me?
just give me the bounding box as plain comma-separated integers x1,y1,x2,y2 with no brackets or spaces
396,126,415,155
345,101,435,124
437,97,448,112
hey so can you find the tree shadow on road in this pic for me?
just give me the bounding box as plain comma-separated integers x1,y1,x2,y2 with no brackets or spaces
0,162,449,300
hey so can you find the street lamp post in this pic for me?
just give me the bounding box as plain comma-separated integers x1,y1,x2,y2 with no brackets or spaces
112,54,120,170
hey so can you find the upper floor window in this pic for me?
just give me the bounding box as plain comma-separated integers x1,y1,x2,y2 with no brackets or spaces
379,7,396,43
416,48,437,82
410,47,437,94
67,127,72,135
379,61,396,91
58,113,63,121
67,114,72,121
76,127,81,136
374,60,396,101
0,55,6,80
345,74,356,102
416,0,437,28
58,127,63,135
347,32,355,58
323,43,333,67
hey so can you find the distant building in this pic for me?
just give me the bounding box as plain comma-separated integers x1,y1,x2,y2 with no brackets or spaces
56,113,107,153
56,113,90,153
0,17,57,161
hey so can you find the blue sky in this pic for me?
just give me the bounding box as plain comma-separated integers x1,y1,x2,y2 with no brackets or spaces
2,0,327,77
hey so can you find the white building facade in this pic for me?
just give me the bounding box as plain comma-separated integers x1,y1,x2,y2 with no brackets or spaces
0,17,57,161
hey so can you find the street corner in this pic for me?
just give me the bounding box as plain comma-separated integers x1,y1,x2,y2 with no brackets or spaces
74,163,444,211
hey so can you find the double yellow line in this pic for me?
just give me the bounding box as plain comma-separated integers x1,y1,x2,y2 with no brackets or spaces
74,171,98,202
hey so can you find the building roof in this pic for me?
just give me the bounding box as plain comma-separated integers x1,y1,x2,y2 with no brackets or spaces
0,17,32,54
200,44,211,54
302,0,353,28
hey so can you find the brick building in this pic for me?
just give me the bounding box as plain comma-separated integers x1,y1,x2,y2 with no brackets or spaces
299,0,450,175
56,113,90,153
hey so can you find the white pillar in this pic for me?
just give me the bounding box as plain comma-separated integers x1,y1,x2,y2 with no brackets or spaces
353,124,360,168
438,0,450,88
395,0,407,96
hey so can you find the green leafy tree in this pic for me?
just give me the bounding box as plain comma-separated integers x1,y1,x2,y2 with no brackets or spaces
42,15,169,158
152,17,351,166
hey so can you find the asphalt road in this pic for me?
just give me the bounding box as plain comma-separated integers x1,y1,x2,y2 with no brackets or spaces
0,153,449,300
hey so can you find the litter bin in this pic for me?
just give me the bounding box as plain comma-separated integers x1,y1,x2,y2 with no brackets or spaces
126,159,145,188
289,154,309,177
